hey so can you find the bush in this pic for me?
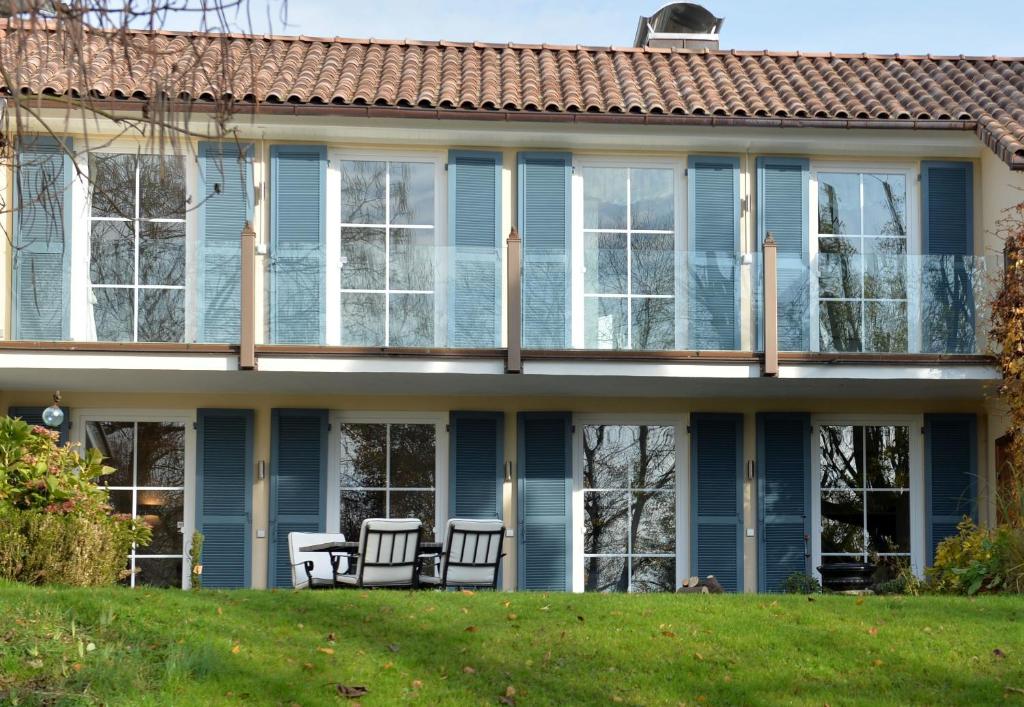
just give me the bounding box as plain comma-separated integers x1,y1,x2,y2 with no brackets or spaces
0,417,150,585
928,518,1024,595
782,572,821,594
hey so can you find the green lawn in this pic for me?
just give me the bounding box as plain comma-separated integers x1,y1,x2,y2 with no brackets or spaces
0,584,1022,706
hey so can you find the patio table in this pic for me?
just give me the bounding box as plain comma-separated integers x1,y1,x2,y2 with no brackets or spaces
300,539,444,587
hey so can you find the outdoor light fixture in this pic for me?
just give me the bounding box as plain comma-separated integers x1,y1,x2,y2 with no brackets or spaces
42,391,64,429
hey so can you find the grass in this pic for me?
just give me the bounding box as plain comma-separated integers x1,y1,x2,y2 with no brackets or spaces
0,584,1022,706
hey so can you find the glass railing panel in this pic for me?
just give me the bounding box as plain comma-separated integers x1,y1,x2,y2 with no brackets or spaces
520,249,755,353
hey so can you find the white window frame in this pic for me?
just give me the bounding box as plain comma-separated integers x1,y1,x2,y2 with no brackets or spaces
570,157,687,350
810,413,925,579
69,140,199,343
71,408,197,589
325,150,448,347
808,161,920,354
326,411,449,541
571,413,687,593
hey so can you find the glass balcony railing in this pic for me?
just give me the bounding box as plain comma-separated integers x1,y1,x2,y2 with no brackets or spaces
520,249,758,353
755,253,1000,355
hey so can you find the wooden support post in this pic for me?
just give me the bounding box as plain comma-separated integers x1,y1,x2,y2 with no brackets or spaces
763,232,778,377
240,221,257,371
506,226,522,374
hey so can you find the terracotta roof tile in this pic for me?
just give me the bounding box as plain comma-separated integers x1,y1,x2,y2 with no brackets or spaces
3,23,1024,168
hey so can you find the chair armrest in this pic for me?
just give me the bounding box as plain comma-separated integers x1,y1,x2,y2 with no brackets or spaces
302,559,315,584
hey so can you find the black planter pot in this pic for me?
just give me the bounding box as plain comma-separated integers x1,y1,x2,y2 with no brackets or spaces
817,562,877,591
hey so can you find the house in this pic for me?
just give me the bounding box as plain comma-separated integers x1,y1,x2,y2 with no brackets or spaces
1,3,1021,592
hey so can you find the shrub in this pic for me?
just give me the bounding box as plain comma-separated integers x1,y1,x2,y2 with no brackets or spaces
782,571,821,594
928,518,1024,595
0,417,150,585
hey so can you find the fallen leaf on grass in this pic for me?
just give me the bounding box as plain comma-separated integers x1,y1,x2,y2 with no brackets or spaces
230,644,241,654
387,643,400,653
327,632,336,642
507,613,518,621
1004,686,1024,695
411,679,423,690
302,663,315,671
462,666,476,674
693,652,704,661
540,605,551,611
499,685,517,704
317,647,335,655
465,626,478,633
502,600,512,608
612,697,624,703
334,684,368,699
461,589,475,596
872,659,883,667
868,627,879,637
461,607,470,614
662,630,677,638
855,597,865,606
994,648,1007,659
383,662,394,670
216,607,223,615
577,615,585,622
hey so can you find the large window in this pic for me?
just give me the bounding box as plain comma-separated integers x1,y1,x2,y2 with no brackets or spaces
87,153,187,342
580,424,676,592
336,420,442,541
818,424,911,568
337,159,438,347
85,418,188,587
576,165,678,350
815,169,910,352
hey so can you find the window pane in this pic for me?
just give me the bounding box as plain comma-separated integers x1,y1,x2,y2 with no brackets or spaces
90,153,137,219
583,491,628,554
818,237,862,299
865,426,910,489
630,168,673,231
389,293,434,347
139,221,185,286
583,425,627,489
340,490,386,542
341,160,386,224
389,162,434,226
632,426,675,490
107,488,133,514
390,491,435,540
90,221,134,285
390,424,435,488
137,489,184,554
389,229,434,291
820,425,862,489
139,155,185,220
631,556,675,593
138,289,184,343
633,491,674,554
91,288,134,342
631,298,674,351
583,232,627,295
583,555,627,592
136,422,185,487
584,297,627,349
583,167,627,230
863,174,906,236
821,489,865,554
340,228,386,290
863,237,906,299
819,300,862,352
817,173,861,235
340,292,386,346
864,301,908,353
133,558,182,588
87,421,135,487
866,490,910,554
339,424,387,488
631,233,674,295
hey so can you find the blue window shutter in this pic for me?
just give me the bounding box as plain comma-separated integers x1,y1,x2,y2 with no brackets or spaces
688,155,740,350
197,142,254,343
757,413,811,592
690,413,743,592
448,151,502,348
13,136,72,341
925,414,977,564
268,408,328,588
449,411,504,519
518,152,571,349
921,161,975,353
756,157,809,352
7,406,70,444
270,145,326,344
517,412,571,590
196,409,253,588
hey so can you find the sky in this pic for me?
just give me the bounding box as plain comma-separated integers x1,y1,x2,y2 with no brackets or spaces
165,0,1023,56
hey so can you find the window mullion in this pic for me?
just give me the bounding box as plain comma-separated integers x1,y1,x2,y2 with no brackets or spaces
626,170,633,350
134,164,141,343
385,423,391,517
384,164,391,347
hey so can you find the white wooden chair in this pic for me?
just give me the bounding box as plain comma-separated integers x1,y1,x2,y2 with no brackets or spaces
335,519,423,588
287,532,347,589
419,519,505,590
